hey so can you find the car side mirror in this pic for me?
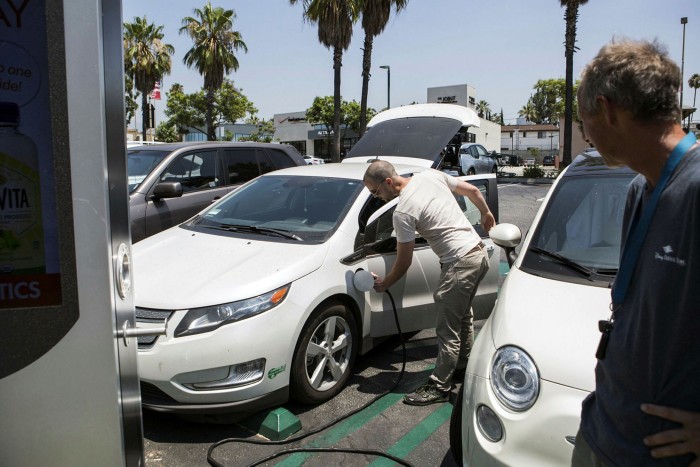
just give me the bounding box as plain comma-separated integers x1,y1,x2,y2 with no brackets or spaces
489,223,522,267
152,181,183,200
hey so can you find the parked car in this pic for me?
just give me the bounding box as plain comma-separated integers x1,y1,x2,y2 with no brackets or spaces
523,157,536,167
133,104,501,415
542,155,555,166
127,142,305,243
458,143,498,175
496,153,523,167
450,151,636,466
303,155,325,165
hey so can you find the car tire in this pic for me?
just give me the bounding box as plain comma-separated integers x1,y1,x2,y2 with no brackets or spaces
450,384,464,463
467,168,476,176
291,301,358,404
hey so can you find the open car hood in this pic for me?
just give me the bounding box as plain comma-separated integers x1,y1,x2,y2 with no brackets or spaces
343,104,480,168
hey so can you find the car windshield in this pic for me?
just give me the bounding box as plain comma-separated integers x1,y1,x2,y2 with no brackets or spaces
344,117,462,161
127,149,171,193
521,174,634,286
191,175,364,243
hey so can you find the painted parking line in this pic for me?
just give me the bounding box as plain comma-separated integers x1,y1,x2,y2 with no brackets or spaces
276,367,435,466
368,402,454,467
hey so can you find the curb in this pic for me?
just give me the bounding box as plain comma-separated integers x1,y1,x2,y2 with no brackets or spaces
497,176,556,185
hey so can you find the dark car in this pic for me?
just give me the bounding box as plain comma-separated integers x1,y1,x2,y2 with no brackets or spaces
128,142,305,242
542,155,555,166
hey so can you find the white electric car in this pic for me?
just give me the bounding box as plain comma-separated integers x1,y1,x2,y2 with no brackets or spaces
450,152,636,465
134,104,502,415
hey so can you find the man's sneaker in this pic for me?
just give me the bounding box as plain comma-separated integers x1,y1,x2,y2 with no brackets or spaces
403,383,449,406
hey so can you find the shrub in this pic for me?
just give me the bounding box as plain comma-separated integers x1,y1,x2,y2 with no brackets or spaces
523,166,545,178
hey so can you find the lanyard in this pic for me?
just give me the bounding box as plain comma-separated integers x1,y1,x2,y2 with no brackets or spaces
611,133,697,306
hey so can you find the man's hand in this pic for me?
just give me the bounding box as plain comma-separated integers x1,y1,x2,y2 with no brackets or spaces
372,272,388,293
642,403,700,465
481,211,496,233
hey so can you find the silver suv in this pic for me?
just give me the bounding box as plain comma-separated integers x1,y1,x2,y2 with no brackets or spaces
128,142,305,242
459,143,498,175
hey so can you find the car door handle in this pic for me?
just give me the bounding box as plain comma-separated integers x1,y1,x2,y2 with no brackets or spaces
117,321,166,346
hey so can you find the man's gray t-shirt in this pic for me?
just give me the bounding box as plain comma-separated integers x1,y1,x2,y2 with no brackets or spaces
580,145,700,465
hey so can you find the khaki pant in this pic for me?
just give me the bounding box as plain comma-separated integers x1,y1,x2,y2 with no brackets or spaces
429,244,489,392
571,430,606,467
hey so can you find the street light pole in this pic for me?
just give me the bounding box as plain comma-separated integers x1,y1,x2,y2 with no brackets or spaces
680,17,687,127
379,65,390,109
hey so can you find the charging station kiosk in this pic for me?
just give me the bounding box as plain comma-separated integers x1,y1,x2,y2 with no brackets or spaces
0,1,152,465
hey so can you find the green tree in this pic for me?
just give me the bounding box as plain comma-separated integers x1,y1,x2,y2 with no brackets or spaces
357,0,408,136
123,16,174,141
476,100,491,119
560,0,588,167
154,121,181,142
306,96,369,150
521,79,578,124
124,74,139,127
519,100,537,123
290,0,359,163
180,2,248,141
163,80,256,139
239,119,276,142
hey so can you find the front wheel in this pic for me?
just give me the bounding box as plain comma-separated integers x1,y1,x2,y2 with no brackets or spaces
291,302,358,404
467,168,476,176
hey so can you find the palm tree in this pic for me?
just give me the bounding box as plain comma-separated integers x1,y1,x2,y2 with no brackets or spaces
519,100,537,123
688,73,700,128
476,100,491,119
180,2,248,141
357,0,408,136
560,0,588,167
290,0,358,162
123,16,174,141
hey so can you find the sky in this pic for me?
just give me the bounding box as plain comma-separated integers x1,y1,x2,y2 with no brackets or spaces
122,0,700,130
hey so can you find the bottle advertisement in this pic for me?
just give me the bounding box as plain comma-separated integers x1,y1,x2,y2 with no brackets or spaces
0,0,61,308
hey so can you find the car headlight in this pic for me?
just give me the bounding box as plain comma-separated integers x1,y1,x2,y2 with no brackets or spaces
490,346,539,411
174,284,290,337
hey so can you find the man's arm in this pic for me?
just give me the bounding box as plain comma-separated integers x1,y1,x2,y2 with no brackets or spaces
453,179,496,232
373,240,415,293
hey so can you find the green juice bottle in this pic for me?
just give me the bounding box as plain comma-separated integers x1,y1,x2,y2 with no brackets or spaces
0,102,45,275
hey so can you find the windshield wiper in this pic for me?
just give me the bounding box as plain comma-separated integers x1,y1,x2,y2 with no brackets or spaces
216,223,303,241
529,246,594,280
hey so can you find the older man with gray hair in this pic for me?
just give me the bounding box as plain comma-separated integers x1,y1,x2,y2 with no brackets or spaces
363,160,495,405
572,39,700,466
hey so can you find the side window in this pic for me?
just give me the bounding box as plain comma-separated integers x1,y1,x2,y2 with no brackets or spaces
469,146,479,158
257,149,274,174
223,148,261,185
159,150,219,193
363,207,396,246
266,149,296,170
475,145,488,157
456,180,488,236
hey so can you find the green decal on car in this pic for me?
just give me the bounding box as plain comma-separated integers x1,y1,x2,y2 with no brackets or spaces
268,365,286,379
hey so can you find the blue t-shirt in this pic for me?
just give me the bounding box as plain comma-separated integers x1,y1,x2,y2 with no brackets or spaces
580,145,700,466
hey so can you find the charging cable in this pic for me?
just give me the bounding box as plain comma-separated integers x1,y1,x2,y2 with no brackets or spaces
206,289,412,467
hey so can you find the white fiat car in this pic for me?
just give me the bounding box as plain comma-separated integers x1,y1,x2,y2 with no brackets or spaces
450,152,636,465
133,104,502,415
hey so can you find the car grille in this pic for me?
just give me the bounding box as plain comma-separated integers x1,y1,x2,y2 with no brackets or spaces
140,381,177,405
135,307,174,349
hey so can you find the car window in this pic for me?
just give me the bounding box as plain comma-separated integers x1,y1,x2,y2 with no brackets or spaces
158,150,220,193
257,149,275,175
223,148,262,185
469,146,479,158
127,149,171,193
456,182,487,229
193,175,363,243
266,148,296,170
364,206,396,246
522,174,634,284
475,145,488,157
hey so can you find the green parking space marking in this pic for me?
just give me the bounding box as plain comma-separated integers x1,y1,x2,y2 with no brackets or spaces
276,366,435,466
275,392,404,467
368,402,454,467
499,260,510,277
